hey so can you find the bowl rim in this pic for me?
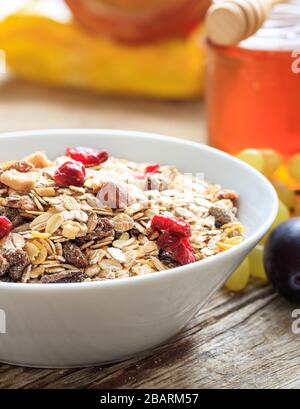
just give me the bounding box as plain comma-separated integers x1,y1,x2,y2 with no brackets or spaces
0,128,278,291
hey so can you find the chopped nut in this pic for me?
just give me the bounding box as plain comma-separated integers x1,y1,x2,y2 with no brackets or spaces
24,152,51,169
0,170,38,192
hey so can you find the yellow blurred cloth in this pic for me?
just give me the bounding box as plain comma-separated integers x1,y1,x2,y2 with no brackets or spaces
0,1,207,99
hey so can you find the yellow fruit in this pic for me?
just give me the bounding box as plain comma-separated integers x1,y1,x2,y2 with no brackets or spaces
272,180,295,209
249,244,268,281
288,153,300,181
225,258,250,292
261,149,282,177
261,200,290,243
236,149,264,172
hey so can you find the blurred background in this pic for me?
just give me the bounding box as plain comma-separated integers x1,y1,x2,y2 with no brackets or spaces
0,0,209,141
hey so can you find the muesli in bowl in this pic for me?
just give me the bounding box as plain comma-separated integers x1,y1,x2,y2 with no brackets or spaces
0,147,243,284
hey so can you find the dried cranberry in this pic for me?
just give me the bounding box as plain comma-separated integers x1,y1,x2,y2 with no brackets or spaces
145,164,160,174
172,243,196,265
157,231,182,252
66,147,108,166
156,231,195,266
5,161,33,173
0,216,12,239
151,215,191,237
53,161,86,187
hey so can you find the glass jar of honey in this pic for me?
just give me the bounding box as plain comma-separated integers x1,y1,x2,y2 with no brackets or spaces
206,0,300,159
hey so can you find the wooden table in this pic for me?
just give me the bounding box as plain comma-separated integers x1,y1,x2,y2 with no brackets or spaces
0,78,299,390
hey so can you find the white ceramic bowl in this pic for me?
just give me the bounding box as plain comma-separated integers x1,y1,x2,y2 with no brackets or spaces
0,129,278,368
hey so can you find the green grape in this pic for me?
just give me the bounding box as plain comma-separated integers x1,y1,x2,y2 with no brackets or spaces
225,258,250,292
261,199,290,243
249,244,267,281
236,149,264,173
288,153,300,181
272,180,295,209
261,149,283,178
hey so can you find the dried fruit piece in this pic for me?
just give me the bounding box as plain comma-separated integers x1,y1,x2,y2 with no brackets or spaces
0,207,24,228
66,147,108,166
35,187,56,197
63,242,88,269
157,231,182,252
151,215,192,237
4,161,33,173
0,216,12,239
0,169,38,192
24,152,51,169
40,271,85,284
156,231,195,265
217,190,239,207
53,161,86,187
172,242,196,265
209,205,236,227
145,164,160,174
2,249,30,282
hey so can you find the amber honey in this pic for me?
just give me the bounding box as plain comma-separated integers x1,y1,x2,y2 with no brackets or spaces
206,1,300,158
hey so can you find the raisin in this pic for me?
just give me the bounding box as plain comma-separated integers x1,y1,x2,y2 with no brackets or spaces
40,271,86,284
89,217,114,240
209,205,236,227
158,249,179,268
75,217,114,246
62,242,88,269
217,190,239,207
2,249,30,282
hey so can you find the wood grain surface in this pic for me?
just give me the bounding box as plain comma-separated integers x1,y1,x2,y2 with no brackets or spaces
0,78,299,389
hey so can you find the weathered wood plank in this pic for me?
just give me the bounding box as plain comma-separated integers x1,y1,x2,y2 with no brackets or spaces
0,284,298,389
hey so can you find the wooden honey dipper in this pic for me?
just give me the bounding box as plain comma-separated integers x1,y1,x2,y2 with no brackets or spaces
206,0,285,46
